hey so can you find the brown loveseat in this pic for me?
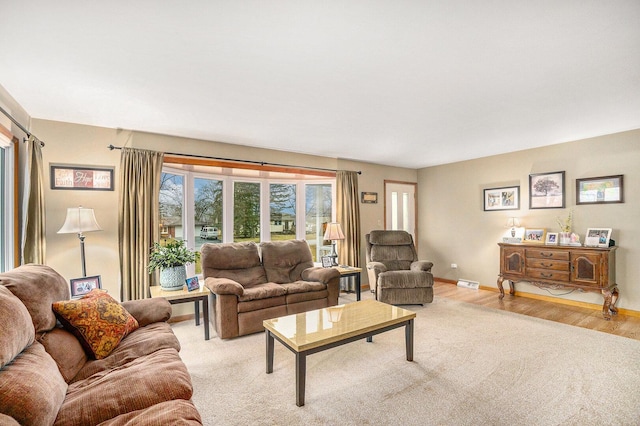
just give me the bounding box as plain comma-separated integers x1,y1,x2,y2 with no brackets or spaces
0,264,202,426
202,239,341,339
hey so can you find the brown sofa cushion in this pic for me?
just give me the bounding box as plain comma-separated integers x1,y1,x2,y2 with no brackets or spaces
57,348,194,426
260,240,314,283
379,270,434,289
238,283,286,302
281,280,327,294
0,264,70,335
72,322,181,383
201,242,267,287
0,285,34,368
368,230,414,245
52,290,139,359
97,399,202,426
121,297,172,327
39,327,88,382
0,341,68,426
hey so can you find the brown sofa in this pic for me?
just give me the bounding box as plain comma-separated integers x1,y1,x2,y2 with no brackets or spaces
0,264,202,426
202,239,341,339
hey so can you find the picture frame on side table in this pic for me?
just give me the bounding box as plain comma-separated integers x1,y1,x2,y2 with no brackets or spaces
545,232,558,245
321,256,333,268
585,228,612,248
576,175,623,204
70,275,102,298
529,171,565,209
524,228,546,243
483,186,520,211
185,276,200,291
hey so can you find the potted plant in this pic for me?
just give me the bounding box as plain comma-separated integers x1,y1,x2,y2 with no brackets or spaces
148,240,199,291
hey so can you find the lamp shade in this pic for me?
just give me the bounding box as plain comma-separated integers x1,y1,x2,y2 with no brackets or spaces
323,222,345,241
506,217,521,228
58,207,102,234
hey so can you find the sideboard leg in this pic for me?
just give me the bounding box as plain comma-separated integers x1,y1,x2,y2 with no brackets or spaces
601,287,619,320
601,289,614,320
508,280,515,296
497,276,505,299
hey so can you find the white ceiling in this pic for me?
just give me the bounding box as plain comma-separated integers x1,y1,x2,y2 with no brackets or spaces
1,1,639,168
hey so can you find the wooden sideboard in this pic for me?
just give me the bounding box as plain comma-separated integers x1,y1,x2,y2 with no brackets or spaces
497,243,618,320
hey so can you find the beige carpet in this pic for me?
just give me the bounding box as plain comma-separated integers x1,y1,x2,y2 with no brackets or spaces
171,291,640,425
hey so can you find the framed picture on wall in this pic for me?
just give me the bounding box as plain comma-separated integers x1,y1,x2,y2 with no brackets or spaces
529,171,565,209
576,175,623,204
483,186,520,211
50,164,115,191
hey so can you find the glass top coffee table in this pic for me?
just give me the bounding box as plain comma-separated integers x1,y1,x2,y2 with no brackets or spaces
263,300,416,406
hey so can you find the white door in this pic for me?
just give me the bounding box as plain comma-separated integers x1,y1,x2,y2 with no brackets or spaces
384,181,417,242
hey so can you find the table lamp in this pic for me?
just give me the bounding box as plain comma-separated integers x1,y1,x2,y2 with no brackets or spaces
506,217,520,237
58,206,102,277
323,222,345,266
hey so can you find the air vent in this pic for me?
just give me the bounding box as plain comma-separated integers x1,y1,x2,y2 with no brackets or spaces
456,279,480,290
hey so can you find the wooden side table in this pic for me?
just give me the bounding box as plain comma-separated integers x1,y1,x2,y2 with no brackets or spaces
150,285,210,340
334,266,362,301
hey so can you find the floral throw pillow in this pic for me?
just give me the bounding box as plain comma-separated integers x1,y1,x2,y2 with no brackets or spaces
52,289,138,359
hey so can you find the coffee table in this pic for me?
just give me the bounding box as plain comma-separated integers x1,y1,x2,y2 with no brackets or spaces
263,300,416,406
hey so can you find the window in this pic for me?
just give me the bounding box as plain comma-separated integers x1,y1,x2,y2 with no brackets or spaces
159,172,184,244
233,181,261,242
305,183,333,261
270,183,296,241
160,163,334,275
0,134,15,272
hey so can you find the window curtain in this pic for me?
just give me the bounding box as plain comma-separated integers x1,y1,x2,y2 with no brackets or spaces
23,135,46,264
119,147,164,301
336,170,361,292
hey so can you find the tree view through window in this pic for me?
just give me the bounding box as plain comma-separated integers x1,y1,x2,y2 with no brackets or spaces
159,167,334,276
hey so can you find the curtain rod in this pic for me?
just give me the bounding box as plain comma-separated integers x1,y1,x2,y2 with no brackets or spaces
107,144,361,174
0,105,45,147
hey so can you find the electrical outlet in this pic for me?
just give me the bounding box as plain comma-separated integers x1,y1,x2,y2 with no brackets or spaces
451,263,458,269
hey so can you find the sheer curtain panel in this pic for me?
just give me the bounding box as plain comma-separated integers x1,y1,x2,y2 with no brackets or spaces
119,147,164,301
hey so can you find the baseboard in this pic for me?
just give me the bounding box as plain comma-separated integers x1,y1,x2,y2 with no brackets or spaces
169,313,199,323
434,277,640,318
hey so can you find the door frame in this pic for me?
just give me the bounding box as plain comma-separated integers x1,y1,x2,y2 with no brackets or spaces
384,180,418,251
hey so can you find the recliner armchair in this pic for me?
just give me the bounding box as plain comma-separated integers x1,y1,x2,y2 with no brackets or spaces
366,230,434,305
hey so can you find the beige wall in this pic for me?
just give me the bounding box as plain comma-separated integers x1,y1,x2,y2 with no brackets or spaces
418,130,640,311
30,119,414,301
22,116,640,313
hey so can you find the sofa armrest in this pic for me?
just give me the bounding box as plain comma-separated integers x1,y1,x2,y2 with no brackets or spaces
366,261,387,275
411,261,434,272
301,267,340,284
121,298,172,327
204,277,244,296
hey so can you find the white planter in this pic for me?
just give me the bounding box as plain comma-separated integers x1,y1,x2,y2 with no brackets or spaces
160,265,187,291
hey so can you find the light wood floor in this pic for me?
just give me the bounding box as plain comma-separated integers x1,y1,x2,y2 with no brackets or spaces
433,281,640,341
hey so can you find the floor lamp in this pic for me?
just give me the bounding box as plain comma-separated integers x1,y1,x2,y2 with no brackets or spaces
323,222,345,267
58,206,102,277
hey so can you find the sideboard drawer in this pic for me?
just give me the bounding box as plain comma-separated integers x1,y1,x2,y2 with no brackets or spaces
527,269,570,282
526,259,569,271
526,249,570,260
